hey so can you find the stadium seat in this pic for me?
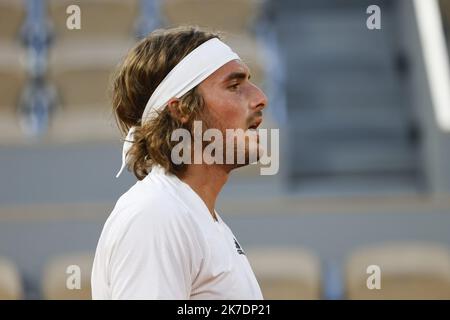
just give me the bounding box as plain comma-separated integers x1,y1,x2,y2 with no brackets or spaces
47,39,132,108
0,42,27,145
47,0,139,40
0,0,25,41
161,0,264,34
0,257,23,299
45,0,139,143
246,247,321,299
0,43,26,111
345,242,450,299
46,38,132,143
0,0,26,125
42,252,94,300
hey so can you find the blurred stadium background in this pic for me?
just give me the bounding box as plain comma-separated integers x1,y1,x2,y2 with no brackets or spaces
1,0,450,299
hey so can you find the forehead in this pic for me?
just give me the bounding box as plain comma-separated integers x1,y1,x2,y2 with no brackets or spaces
202,59,250,85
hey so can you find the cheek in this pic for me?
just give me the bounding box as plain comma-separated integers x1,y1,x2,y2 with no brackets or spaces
220,106,244,128
201,85,249,130
213,95,248,129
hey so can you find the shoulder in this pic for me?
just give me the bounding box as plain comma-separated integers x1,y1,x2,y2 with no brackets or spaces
117,177,186,216
103,178,199,248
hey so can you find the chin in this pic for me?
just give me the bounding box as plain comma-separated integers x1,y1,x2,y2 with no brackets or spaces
235,144,262,168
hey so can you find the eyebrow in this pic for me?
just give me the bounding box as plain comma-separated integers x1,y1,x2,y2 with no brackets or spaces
223,71,251,83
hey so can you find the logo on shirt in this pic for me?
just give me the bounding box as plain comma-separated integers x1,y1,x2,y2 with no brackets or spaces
234,237,245,255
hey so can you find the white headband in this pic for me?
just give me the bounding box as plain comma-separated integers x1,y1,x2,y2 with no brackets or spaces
116,38,240,177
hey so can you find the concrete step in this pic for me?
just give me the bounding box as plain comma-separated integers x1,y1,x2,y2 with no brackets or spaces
288,105,412,134
289,139,418,175
286,73,404,111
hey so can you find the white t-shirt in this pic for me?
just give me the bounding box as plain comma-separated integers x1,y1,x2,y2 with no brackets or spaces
91,165,263,299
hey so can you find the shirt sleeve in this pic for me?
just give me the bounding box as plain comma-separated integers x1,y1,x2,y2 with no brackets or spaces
108,204,203,299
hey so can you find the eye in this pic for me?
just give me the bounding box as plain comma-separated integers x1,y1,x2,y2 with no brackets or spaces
228,83,240,91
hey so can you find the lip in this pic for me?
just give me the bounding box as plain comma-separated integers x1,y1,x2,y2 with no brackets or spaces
248,117,263,130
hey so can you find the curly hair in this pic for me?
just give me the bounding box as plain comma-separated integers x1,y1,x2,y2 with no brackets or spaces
111,26,219,180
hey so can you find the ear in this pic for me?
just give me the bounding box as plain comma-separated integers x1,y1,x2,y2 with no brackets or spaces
167,98,189,124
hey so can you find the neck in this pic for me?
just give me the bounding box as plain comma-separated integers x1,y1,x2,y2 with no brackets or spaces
177,164,230,221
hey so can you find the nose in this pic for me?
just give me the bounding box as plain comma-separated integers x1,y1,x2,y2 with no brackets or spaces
250,83,268,112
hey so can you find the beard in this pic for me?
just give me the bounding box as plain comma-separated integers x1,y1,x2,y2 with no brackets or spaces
229,129,263,169
191,108,264,169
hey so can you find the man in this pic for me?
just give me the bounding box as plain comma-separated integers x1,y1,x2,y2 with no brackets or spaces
91,26,267,299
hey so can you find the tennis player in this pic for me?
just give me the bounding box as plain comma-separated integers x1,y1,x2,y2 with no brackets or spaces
91,26,267,299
